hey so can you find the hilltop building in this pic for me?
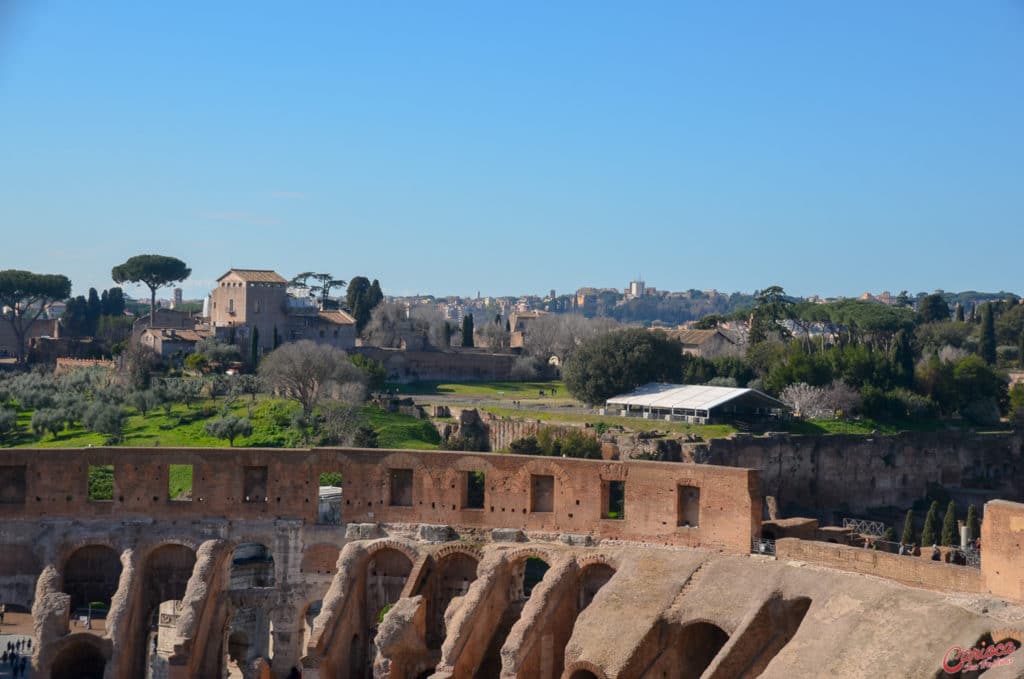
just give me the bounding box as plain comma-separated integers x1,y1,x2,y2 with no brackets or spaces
208,269,356,354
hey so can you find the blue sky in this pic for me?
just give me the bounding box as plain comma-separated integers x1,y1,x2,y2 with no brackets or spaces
1,2,1022,301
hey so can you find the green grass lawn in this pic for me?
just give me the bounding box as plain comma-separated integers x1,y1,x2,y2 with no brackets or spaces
784,417,1010,436
2,398,443,450
388,380,567,399
364,406,441,449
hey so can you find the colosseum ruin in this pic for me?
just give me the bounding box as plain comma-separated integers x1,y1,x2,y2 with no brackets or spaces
2,446,1024,678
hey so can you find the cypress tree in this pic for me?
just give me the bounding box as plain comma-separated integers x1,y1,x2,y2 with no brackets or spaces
955,303,965,322
1018,331,1024,369
966,504,980,541
250,327,260,368
461,314,475,348
272,325,280,349
920,500,940,546
900,509,914,545
941,500,958,547
979,303,996,364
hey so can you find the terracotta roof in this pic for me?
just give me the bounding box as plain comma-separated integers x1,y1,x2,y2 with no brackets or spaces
671,328,735,346
217,269,288,284
144,328,204,342
317,310,356,325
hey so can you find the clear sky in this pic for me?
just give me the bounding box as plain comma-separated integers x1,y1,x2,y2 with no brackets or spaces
1,2,1022,301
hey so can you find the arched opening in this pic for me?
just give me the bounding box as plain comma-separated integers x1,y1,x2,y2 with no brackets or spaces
426,552,479,649
231,543,275,589
577,563,615,612
62,545,122,625
301,600,322,654
228,631,251,666
135,544,197,678
366,548,413,628
678,621,729,677
51,638,107,679
522,556,549,598
569,671,599,679
478,555,551,677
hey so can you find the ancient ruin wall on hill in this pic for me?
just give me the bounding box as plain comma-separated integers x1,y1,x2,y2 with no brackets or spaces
692,430,1024,514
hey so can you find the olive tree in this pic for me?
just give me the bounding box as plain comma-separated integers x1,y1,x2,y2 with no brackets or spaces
204,415,253,446
111,254,190,327
0,270,72,364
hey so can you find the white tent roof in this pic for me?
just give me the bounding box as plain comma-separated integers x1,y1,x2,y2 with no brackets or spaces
605,383,785,412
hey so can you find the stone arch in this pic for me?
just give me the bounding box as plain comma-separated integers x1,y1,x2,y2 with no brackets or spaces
50,634,110,679
577,561,616,611
366,538,420,564
133,543,198,678
425,549,481,649
366,547,414,626
231,542,275,589
563,661,609,679
300,543,340,576
677,620,729,677
61,544,122,613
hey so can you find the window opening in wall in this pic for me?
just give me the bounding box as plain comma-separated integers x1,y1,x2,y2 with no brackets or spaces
244,466,268,503
318,470,343,524
168,464,192,502
464,471,485,509
677,484,701,527
522,557,550,598
88,465,114,502
530,474,554,513
390,469,413,507
0,465,27,504
603,480,625,519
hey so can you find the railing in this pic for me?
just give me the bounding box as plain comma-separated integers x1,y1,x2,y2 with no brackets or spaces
752,537,776,556
842,518,886,537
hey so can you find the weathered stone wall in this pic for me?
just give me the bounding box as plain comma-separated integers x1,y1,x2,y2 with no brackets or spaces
697,430,1024,513
0,447,760,553
981,500,1024,602
774,537,985,593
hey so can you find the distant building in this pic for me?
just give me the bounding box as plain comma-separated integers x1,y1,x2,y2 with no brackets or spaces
669,328,741,359
172,288,183,309
627,280,646,299
208,269,356,353
508,310,550,349
604,383,786,424
139,327,203,359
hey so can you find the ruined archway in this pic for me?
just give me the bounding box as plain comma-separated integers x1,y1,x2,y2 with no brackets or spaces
62,544,122,615
476,554,552,677
570,671,599,679
577,562,615,612
51,635,108,679
231,542,275,589
425,550,480,650
366,547,414,628
678,621,729,677
132,543,197,678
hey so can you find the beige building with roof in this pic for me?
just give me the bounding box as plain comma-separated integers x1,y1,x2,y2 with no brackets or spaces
208,269,356,355
671,328,740,359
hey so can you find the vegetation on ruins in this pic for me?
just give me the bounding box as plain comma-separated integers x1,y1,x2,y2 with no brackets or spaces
110,254,191,325
941,500,958,547
900,510,915,545
920,501,940,546
258,340,367,417
0,269,73,364
966,504,980,541
506,428,601,459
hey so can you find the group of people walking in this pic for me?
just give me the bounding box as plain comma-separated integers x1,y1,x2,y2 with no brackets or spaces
2,639,30,677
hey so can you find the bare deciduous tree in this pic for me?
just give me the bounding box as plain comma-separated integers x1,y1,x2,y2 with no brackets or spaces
523,314,618,362
258,340,366,417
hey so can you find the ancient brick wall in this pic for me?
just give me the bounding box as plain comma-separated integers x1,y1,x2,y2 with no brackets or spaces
699,430,1024,513
774,537,985,593
0,446,760,553
980,500,1024,602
